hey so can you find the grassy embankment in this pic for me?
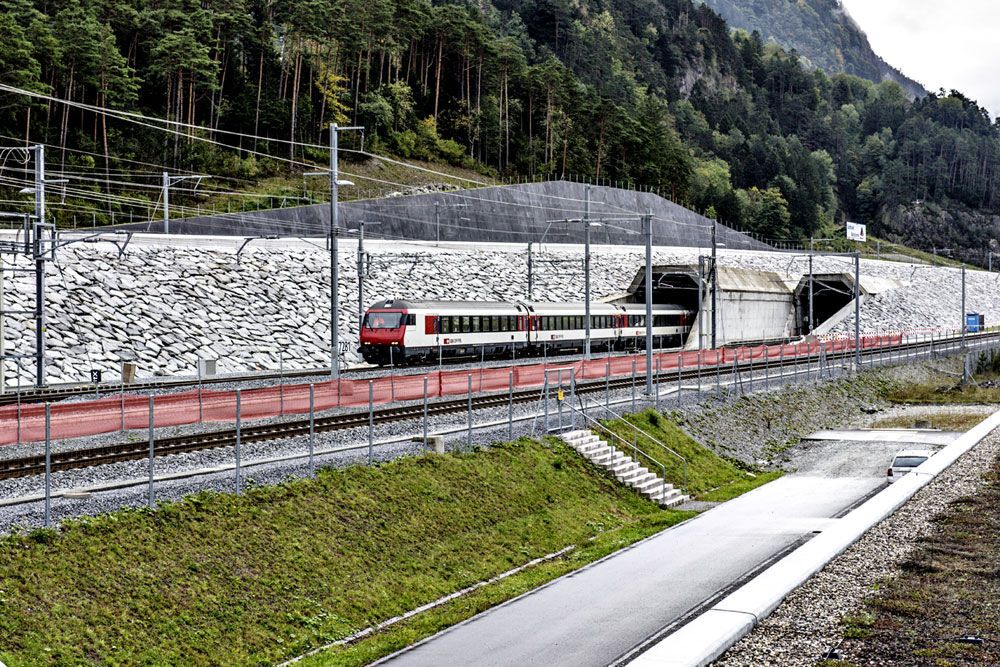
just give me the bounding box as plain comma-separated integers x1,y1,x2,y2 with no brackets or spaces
872,412,989,431
0,406,779,667
600,409,782,503
0,437,689,667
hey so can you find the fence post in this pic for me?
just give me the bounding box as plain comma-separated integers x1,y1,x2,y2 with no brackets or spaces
676,356,681,408
44,403,51,527
715,352,721,397
368,381,374,464
121,385,126,434
605,360,610,411
764,346,769,383
557,370,564,431
235,390,242,494
148,395,155,509
279,351,285,416
697,351,702,393
309,384,315,474
508,371,514,441
543,375,550,432
631,360,637,411
654,357,661,410
467,374,473,448
423,376,429,445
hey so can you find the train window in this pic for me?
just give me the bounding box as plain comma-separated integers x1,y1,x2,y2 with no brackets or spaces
492,316,501,332
471,316,480,333
461,316,471,333
363,312,404,329
406,314,416,326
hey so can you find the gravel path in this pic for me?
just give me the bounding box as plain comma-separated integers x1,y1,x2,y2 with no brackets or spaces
714,427,1000,666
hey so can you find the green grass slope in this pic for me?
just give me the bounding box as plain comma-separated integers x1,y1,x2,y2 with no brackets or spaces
0,439,690,667
599,409,781,501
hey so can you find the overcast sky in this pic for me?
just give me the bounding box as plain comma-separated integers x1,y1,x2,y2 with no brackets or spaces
841,0,1000,119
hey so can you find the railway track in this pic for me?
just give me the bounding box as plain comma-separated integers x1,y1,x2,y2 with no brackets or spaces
0,365,345,407
0,331,992,481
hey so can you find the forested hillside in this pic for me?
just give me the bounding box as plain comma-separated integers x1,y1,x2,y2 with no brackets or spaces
699,0,926,99
1,0,999,257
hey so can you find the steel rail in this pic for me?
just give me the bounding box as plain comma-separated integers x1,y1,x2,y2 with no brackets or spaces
0,329,988,480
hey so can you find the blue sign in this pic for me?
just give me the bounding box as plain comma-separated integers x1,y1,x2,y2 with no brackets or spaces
966,313,984,333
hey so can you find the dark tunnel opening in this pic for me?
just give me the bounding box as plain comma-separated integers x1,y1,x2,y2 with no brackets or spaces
795,275,855,334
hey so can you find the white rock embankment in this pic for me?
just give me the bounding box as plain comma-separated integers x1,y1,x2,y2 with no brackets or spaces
1,236,997,385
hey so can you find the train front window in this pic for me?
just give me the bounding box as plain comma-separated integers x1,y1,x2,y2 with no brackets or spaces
364,312,404,329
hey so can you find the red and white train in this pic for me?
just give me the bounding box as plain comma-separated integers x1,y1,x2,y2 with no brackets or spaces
359,299,694,366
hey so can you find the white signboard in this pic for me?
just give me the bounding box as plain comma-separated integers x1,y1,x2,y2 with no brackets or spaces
846,221,867,242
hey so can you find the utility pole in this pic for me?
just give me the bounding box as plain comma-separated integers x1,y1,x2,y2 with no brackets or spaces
710,219,718,348
310,123,362,378
584,185,592,359
961,265,967,350
355,220,380,326
161,172,210,234
162,171,169,233
644,211,653,394
329,124,340,377
697,256,704,350
527,242,533,299
854,252,861,371
34,145,46,387
961,265,970,385
808,238,814,334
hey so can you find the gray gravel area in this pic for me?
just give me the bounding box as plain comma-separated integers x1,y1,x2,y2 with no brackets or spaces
713,427,1000,666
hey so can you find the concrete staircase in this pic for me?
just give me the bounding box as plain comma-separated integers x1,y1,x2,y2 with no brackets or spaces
561,430,688,508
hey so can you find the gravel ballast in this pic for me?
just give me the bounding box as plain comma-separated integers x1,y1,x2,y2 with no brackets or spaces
0,352,870,534
714,426,1000,666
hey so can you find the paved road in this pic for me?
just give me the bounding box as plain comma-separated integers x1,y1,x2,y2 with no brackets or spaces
376,432,960,667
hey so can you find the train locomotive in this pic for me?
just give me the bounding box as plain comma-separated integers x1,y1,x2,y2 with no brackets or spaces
358,299,694,366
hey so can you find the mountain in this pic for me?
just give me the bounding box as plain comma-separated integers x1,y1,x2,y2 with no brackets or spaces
1,0,998,262
699,0,927,98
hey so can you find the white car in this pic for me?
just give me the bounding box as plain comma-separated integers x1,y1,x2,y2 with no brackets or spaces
886,449,933,484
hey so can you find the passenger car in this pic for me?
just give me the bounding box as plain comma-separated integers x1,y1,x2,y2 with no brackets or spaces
886,449,934,484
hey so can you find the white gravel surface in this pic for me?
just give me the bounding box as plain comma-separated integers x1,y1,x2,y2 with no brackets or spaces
714,427,1000,666
2,233,997,386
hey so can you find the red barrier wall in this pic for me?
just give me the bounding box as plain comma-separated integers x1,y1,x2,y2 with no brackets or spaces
0,333,907,444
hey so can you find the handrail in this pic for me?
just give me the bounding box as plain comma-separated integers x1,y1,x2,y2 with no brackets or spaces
586,399,689,476
565,401,685,498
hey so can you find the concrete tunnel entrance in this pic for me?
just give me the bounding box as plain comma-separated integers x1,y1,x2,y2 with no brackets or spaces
614,266,886,345
793,273,858,335
613,264,796,348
